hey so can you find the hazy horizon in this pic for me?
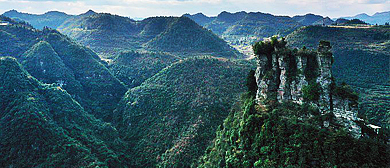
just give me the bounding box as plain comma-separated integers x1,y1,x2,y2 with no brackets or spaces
1,0,389,19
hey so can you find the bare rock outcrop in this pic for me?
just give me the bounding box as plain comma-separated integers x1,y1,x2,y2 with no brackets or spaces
254,37,360,137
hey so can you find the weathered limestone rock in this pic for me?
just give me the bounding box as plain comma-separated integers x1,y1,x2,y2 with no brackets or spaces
255,52,280,105
277,54,289,102
333,97,361,138
254,40,361,136
316,41,333,113
255,54,269,102
291,54,307,104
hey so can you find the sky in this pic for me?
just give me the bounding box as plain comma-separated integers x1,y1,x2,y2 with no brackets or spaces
0,0,389,19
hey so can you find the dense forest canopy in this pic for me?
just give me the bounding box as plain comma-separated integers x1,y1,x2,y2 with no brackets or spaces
0,10,389,167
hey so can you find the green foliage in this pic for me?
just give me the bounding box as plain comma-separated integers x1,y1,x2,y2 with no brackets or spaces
197,95,390,168
0,57,132,167
0,19,127,122
246,70,258,96
298,48,319,81
253,36,287,57
253,40,274,56
145,17,241,58
3,10,72,29
58,14,241,58
333,82,359,105
285,49,298,82
287,26,390,128
185,11,302,54
114,57,256,167
345,19,368,25
302,82,321,102
109,50,179,88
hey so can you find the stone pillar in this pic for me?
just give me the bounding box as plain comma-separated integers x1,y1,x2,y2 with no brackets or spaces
255,52,279,105
292,53,308,104
316,41,333,113
255,54,269,102
277,54,291,103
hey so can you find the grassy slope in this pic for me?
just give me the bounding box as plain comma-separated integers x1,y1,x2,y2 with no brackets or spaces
114,57,256,167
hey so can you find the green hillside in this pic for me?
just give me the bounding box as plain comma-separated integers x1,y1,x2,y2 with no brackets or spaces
286,26,390,127
0,57,132,167
184,11,302,55
0,15,39,57
0,16,127,122
113,57,256,167
196,95,390,168
57,14,240,58
144,17,240,57
292,13,331,26
2,10,72,29
109,51,179,88
20,41,85,97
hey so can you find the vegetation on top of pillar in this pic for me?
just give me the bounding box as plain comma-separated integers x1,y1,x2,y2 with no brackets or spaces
253,36,288,57
318,40,333,59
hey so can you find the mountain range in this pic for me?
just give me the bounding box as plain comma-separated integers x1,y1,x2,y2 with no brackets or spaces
183,11,333,55
0,56,132,167
0,9,389,167
3,10,241,59
342,11,390,25
0,15,257,167
0,17,127,122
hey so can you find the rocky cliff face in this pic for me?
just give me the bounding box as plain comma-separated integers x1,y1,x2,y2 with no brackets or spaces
254,38,360,137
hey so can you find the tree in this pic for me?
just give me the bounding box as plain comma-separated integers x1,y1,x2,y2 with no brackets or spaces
246,70,258,96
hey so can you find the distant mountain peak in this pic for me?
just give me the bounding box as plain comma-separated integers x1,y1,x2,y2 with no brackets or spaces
3,9,20,15
82,9,97,16
373,11,390,16
193,12,207,17
353,13,370,18
341,11,390,24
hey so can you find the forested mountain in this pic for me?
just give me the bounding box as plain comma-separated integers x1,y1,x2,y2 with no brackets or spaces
57,13,240,58
0,57,132,167
183,11,335,55
1,9,389,168
144,17,239,57
2,10,72,29
113,57,256,167
287,26,390,128
184,11,300,41
0,16,127,122
342,11,390,25
292,13,327,26
197,95,389,167
0,15,258,167
196,39,389,168
108,51,179,88
2,10,240,59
